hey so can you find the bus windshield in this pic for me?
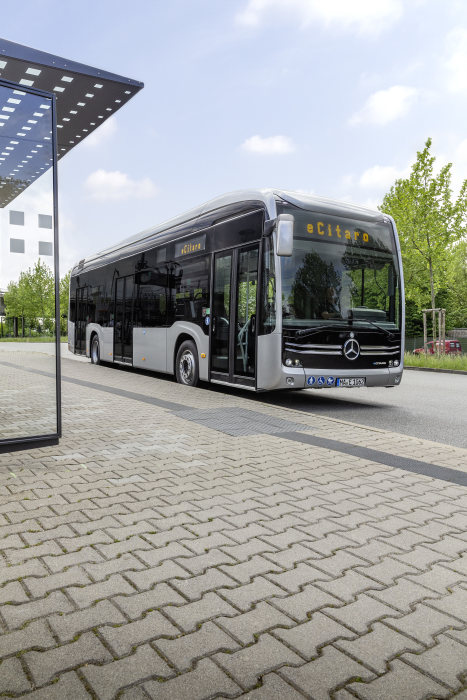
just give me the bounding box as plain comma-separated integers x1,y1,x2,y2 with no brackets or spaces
280,206,401,330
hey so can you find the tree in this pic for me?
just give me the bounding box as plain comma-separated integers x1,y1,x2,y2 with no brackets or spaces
23,259,55,321
59,270,71,335
4,260,54,333
380,138,467,334
445,239,467,328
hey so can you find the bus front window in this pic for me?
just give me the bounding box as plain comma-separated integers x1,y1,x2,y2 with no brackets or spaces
279,207,401,331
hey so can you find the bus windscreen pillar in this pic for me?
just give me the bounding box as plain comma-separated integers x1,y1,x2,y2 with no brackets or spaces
0,39,143,452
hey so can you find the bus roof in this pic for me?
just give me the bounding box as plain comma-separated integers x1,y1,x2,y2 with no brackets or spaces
71,188,387,275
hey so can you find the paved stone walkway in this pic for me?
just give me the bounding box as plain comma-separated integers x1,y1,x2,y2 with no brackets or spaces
0,357,466,699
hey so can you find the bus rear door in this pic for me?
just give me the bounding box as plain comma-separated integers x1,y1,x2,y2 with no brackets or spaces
114,276,134,364
211,244,259,387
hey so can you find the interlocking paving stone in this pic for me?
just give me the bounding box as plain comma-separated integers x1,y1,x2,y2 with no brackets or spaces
401,633,467,692
164,591,238,632
273,610,355,659
335,621,423,674
217,601,294,645
144,658,242,699
219,576,285,611
1,357,467,699
322,593,398,634
425,585,467,622
100,610,179,656
214,634,302,689
0,580,29,604
24,631,112,686
48,600,126,643
155,620,239,670
20,671,91,699
113,583,185,619
220,672,307,698
81,644,172,700
0,657,32,694
270,583,342,622
346,659,451,699
384,602,464,644
280,645,375,699
2,590,75,630
265,561,331,593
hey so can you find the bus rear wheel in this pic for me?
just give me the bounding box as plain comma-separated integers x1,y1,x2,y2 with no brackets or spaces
175,340,199,387
90,335,101,365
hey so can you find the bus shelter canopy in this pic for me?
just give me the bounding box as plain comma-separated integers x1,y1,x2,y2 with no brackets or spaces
0,38,143,207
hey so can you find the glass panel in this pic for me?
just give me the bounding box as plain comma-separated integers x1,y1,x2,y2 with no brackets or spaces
114,277,125,359
235,246,258,376
211,253,231,373
75,287,88,354
279,206,401,331
123,276,134,359
260,237,276,335
172,256,210,334
0,83,57,441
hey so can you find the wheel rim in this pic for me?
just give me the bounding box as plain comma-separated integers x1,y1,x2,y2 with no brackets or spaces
91,338,99,363
179,349,195,384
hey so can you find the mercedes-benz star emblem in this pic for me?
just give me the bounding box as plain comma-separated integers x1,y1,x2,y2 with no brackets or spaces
343,338,360,361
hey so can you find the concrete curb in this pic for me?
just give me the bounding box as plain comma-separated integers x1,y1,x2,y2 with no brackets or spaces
405,365,467,375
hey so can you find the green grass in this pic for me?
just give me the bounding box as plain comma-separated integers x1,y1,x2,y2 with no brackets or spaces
0,336,67,343
404,351,467,371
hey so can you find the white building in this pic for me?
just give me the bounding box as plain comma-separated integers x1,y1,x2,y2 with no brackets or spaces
0,206,54,303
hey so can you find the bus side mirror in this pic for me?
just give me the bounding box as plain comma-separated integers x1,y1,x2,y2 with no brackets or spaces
276,214,294,256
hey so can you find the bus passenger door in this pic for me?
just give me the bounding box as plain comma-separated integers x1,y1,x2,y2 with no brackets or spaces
211,252,232,376
114,276,134,364
75,286,88,354
211,244,259,386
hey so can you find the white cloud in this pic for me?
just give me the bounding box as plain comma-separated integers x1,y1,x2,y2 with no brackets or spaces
445,28,467,93
84,169,158,201
236,0,403,35
350,85,419,126
359,164,409,189
82,116,117,148
241,134,295,154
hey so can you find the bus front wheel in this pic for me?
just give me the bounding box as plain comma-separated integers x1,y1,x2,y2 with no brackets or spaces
175,340,199,387
90,335,101,365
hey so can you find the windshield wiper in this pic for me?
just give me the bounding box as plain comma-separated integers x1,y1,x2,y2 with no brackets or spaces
349,314,397,340
294,323,346,338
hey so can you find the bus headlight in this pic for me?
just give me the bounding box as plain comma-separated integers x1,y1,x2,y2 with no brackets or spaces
294,359,302,367
285,358,293,367
394,359,400,367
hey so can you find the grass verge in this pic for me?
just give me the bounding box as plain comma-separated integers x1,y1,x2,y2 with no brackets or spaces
404,352,467,371
0,336,68,343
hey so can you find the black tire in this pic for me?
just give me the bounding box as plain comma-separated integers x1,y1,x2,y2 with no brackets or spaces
175,340,199,387
90,334,101,365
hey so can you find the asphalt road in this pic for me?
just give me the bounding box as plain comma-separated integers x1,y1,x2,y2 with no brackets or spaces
256,369,467,449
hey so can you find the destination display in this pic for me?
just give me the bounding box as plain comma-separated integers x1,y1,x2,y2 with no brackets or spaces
175,235,206,257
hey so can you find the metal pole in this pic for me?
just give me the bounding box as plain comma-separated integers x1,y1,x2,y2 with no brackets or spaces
423,311,427,352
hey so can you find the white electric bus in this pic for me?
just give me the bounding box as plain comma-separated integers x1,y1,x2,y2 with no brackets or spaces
69,189,404,391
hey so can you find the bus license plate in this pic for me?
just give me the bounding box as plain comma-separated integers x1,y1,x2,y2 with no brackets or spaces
337,377,366,387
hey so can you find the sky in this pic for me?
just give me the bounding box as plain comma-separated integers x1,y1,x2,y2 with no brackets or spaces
2,0,467,274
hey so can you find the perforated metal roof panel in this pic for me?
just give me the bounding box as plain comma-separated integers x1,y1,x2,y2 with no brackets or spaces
0,38,143,207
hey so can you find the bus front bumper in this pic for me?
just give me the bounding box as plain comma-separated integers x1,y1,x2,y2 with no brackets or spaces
277,365,403,390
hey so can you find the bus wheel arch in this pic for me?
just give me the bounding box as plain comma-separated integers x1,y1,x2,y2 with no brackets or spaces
174,335,199,387
90,332,101,365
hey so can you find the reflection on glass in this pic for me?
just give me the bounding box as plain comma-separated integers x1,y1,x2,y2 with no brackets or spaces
0,83,57,441
212,253,231,373
235,246,258,376
280,208,401,331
